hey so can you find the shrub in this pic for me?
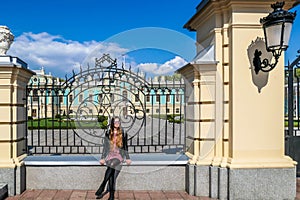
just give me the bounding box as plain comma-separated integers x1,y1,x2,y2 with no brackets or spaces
100,120,108,129
98,115,107,122
55,114,62,119
167,114,184,124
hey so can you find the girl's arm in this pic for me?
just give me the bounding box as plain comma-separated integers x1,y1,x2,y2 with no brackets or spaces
101,132,109,160
123,131,130,159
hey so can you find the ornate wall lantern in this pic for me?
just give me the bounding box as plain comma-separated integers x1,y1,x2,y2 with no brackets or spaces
253,1,296,74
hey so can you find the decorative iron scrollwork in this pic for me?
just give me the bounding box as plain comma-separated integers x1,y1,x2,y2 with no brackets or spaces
26,54,185,155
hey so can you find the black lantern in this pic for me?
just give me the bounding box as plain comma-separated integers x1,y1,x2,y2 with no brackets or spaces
253,1,296,74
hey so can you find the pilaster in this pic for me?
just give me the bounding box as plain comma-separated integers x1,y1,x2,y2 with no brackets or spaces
0,56,34,195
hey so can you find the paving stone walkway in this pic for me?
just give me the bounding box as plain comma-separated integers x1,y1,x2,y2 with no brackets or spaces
6,190,216,200
5,178,300,199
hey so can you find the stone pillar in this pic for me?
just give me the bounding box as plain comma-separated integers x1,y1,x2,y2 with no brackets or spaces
178,62,218,197
179,0,297,199
0,55,34,195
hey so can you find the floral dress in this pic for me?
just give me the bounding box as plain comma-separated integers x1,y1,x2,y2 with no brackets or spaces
106,130,123,162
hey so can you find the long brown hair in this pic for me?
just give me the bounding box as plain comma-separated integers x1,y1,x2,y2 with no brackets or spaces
109,117,123,148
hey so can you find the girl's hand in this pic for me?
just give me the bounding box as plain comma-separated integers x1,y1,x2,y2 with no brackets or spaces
126,159,132,165
100,159,105,165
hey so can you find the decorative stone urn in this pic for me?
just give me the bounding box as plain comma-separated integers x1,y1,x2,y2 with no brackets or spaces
0,26,14,55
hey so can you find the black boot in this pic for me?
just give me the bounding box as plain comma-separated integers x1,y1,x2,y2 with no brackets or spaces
108,168,115,200
95,167,113,196
95,184,104,196
96,190,108,199
108,191,115,200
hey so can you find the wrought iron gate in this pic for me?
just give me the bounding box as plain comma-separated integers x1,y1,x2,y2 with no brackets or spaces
26,54,185,155
286,50,300,176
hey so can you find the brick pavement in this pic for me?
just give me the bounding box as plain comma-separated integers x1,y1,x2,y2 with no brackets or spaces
5,178,300,200
297,177,300,200
6,190,216,200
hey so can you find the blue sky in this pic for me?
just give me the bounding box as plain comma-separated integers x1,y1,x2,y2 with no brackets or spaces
0,1,299,77
286,5,300,65
1,0,198,77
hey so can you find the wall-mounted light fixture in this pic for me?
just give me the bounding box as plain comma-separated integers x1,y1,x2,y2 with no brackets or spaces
253,1,296,74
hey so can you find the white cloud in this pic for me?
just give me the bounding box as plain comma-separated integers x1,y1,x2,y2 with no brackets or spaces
7,32,127,76
7,32,187,77
136,56,187,75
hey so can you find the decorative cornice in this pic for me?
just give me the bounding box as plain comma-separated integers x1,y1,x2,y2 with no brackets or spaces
184,0,295,32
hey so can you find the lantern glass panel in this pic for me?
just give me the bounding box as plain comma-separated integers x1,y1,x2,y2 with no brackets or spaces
265,23,283,51
265,21,293,51
282,22,293,49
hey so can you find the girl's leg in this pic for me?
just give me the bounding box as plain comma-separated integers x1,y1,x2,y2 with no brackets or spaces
107,159,121,200
107,168,115,200
106,165,121,192
95,166,114,195
112,164,122,191
96,159,120,196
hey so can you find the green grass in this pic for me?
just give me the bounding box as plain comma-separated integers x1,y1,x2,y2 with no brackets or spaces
27,118,108,129
151,114,184,124
285,120,300,127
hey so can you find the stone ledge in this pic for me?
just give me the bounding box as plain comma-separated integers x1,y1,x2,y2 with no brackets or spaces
25,158,187,190
24,153,189,166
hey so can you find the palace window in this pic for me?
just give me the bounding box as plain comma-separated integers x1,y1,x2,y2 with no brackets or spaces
176,94,180,102
59,95,63,103
156,95,160,103
123,107,128,116
166,94,170,102
69,94,73,103
98,94,102,101
135,94,139,102
110,94,114,102
122,91,127,100
33,89,38,102
32,109,37,117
